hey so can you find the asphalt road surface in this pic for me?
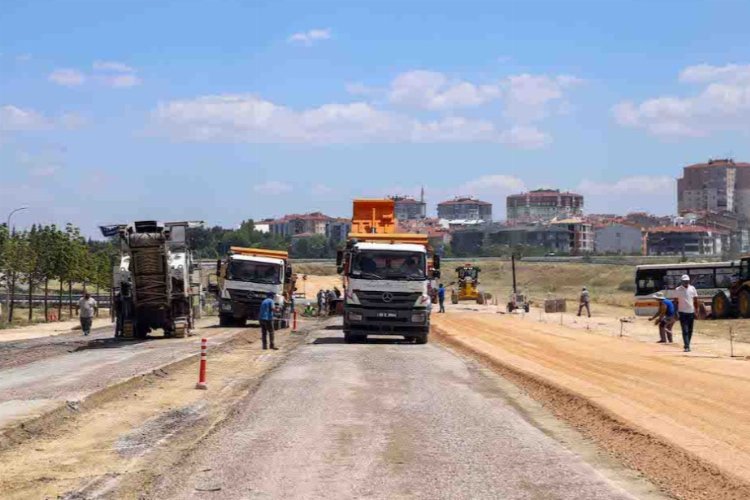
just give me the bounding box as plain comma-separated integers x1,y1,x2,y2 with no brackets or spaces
151,326,652,500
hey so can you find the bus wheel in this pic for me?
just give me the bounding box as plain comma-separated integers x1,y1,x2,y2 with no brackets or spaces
738,290,750,318
712,293,730,319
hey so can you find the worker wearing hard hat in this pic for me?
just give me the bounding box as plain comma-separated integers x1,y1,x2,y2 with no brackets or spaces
649,292,676,344
674,274,698,352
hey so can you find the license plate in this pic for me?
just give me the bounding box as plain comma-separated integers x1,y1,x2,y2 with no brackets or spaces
376,312,397,318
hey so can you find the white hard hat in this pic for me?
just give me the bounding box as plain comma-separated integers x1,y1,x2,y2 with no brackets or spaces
681,274,690,281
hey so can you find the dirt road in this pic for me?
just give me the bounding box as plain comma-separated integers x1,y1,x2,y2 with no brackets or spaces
148,327,660,500
432,312,750,499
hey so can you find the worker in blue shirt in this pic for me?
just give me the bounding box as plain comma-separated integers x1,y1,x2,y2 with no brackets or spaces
437,284,446,313
259,292,277,350
649,292,676,344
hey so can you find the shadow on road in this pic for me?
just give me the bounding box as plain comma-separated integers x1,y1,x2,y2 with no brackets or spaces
313,336,416,345
74,338,150,351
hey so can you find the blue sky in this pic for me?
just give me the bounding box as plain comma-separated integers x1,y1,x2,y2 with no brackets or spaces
2,0,750,235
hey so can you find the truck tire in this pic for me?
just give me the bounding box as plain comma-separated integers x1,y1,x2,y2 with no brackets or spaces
219,314,232,327
712,292,731,319
234,317,247,327
415,335,428,345
524,304,530,313
344,332,355,343
739,290,750,318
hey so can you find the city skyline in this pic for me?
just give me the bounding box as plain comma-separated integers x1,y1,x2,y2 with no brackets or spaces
2,1,750,235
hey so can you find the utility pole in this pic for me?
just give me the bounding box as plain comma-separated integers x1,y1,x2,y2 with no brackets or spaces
3,206,28,324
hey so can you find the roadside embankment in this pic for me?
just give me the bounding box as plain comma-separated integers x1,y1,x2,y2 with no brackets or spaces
433,313,750,500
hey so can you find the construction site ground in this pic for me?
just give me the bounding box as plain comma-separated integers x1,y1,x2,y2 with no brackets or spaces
1,273,749,498
436,300,750,499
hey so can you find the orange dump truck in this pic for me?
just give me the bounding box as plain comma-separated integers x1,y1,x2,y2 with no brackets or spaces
336,199,440,344
216,247,295,328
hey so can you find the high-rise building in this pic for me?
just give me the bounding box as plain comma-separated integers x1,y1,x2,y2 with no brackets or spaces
506,189,584,223
677,158,750,219
437,196,492,221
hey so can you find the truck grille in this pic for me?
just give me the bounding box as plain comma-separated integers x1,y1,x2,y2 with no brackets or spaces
228,289,267,303
355,290,421,309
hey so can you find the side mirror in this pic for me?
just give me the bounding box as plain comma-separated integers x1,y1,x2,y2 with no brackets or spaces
336,250,343,267
433,255,441,270
285,267,293,280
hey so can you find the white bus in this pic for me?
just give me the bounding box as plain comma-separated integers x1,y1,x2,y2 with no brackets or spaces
633,261,738,316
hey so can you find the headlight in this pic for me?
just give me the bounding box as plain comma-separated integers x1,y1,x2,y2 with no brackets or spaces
348,312,363,321
220,301,232,311
346,290,361,305
414,294,431,307
411,312,427,323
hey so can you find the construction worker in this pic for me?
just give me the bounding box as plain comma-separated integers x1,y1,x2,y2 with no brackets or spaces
259,291,277,350
316,289,325,316
438,283,446,313
327,289,337,316
649,292,676,343
78,292,97,336
675,274,699,352
333,286,341,298
577,287,591,318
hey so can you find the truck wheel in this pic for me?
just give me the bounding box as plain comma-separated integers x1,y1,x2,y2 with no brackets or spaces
415,335,428,345
234,317,247,327
712,292,731,319
507,303,513,313
524,304,530,313
739,290,750,318
219,314,232,327
344,332,355,343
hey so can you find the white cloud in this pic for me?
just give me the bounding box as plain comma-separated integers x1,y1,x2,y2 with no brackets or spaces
461,174,526,194
498,126,551,149
503,74,582,123
578,176,675,195
152,93,545,146
16,53,32,62
389,70,501,111
93,60,135,73
578,176,676,214
0,105,50,131
345,82,381,97
679,63,750,84
288,28,331,46
311,183,334,196
49,68,87,87
49,61,142,89
614,63,750,138
253,181,293,195
100,73,142,88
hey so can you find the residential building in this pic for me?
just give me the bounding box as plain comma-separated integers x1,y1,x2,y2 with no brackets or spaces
391,191,427,220
551,218,594,254
594,223,643,254
437,196,492,221
645,226,728,256
326,218,352,245
269,212,332,238
677,158,750,219
506,189,584,223
253,218,274,234
488,225,570,253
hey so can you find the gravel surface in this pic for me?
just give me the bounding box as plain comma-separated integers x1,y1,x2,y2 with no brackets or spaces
152,327,640,500
0,325,112,370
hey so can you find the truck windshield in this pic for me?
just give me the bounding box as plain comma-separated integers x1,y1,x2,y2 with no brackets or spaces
350,251,426,280
227,261,282,284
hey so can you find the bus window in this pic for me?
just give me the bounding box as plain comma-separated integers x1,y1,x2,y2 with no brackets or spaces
664,270,687,290
687,269,715,289
636,270,664,295
715,268,737,288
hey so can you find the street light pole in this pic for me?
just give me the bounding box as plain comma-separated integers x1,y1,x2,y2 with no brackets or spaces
3,206,28,324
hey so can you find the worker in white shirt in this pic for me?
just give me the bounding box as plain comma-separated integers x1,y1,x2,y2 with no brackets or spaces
674,274,699,352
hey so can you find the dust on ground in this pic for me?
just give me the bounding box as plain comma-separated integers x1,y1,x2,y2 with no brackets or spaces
433,311,750,500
